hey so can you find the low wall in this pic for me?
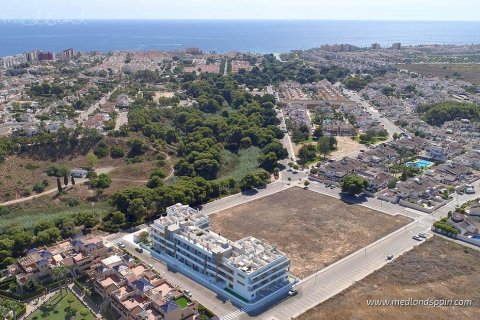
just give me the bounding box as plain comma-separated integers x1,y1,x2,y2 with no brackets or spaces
431,227,480,247
399,199,447,213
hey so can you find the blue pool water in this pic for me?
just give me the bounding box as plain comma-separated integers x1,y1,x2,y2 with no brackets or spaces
406,159,434,169
472,235,480,240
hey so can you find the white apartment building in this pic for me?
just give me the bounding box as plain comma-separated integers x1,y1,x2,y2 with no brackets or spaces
1,54,27,68
150,203,292,303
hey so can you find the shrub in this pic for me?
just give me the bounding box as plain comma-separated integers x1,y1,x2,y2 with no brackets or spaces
32,180,49,193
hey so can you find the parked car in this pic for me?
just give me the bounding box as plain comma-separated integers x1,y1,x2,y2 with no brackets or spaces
418,232,427,239
412,235,423,241
135,247,144,253
386,254,394,260
288,287,298,296
184,290,192,298
465,188,476,194
117,241,125,249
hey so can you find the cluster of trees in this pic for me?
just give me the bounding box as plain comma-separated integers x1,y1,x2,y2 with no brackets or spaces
359,129,388,144
417,102,480,126
0,126,102,161
0,211,100,268
127,74,284,181
89,173,112,189
30,82,65,97
291,125,310,143
297,135,337,164
343,75,372,91
232,55,351,89
105,168,272,230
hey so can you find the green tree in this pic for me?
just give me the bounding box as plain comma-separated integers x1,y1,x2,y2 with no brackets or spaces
127,198,148,222
86,152,98,168
318,136,331,159
341,174,368,196
258,152,278,172
56,177,62,193
298,144,316,164
93,173,112,189
313,127,323,139
110,146,125,158
46,164,70,177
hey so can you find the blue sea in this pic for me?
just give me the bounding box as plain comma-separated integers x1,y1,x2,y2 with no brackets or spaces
0,20,479,56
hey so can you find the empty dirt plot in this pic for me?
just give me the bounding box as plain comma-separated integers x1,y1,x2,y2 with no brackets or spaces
330,136,364,159
210,187,411,278
297,236,480,320
401,64,480,85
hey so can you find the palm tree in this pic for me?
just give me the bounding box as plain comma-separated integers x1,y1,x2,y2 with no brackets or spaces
52,265,70,296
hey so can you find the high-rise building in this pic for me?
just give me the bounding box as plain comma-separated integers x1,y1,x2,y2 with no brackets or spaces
61,48,74,60
150,204,293,306
27,50,39,62
1,54,27,68
371,43,381,49
37,51,56,62
392,43,402,50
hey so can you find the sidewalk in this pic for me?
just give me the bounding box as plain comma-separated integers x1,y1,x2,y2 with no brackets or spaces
69,284,102,318
22,290,58,320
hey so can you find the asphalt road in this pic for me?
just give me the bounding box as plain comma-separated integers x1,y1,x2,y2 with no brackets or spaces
343,89,404,137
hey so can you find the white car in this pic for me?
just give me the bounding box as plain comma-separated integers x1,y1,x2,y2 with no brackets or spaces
412,235,423,241
288,288,298,296
418,232,427,239
184,290,192,298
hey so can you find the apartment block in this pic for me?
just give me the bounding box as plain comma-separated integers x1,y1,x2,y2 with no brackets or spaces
150,204,292,304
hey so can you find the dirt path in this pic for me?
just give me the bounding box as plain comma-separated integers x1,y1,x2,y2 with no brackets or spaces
0,166,115,207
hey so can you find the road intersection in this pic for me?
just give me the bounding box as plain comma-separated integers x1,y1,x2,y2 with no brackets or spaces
108,89,477,320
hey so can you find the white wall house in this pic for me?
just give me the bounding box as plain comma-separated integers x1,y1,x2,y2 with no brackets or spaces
150,203,292,304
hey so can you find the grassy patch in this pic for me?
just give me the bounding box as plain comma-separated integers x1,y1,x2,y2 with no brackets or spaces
27,289,95,320
217,147,261,181
174,296,190,308
0,202,110,230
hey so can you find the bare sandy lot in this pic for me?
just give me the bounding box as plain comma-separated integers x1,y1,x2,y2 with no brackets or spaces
401,64,480,85
154,91,175,102
297,236,480,320
210,187,411,278
330,136,363,159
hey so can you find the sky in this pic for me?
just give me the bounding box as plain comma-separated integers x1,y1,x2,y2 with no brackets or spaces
2,0,479,21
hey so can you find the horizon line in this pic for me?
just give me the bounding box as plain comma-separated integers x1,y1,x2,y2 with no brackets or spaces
3,18,480,22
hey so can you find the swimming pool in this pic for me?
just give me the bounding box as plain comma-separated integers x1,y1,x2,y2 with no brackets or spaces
472,235,480,240
406,159,434,169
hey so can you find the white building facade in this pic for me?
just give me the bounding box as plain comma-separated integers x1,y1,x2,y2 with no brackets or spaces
150,203,292,303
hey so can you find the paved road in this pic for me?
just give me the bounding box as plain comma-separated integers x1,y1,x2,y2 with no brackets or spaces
343,89,404,137
278,110,296,163
115,111,129,130
78,85,121,124
432,179,480,219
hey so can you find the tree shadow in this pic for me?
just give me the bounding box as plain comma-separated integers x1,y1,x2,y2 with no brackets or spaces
339,192,368,204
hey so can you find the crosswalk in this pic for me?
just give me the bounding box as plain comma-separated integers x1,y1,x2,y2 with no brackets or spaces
271,230,431,320
220,308,248,320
